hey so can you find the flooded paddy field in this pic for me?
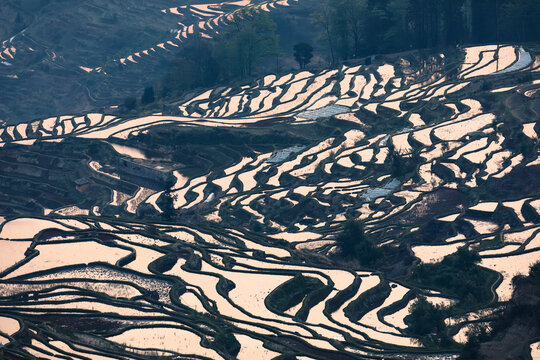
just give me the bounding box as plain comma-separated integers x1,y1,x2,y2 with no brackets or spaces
0,40,540,359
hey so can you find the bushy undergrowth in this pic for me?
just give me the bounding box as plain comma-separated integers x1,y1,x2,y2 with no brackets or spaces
335,220,382,266
404,296,450,346
407,247,498,308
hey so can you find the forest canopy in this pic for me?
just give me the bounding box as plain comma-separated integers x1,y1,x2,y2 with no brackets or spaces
313,0,540,62
137,0,540,108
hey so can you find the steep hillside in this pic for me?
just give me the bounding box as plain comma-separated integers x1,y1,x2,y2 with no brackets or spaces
0,0,300,124
0,39,539,359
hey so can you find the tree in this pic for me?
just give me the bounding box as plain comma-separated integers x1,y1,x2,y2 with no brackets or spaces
336,220,365,256
312,0,368,61
161,192,175,220
335,220,381,265
330,0,367,58
312,2,336,65
312,0,540,59
384,0,412,51
141,86,155,105
409,247,493,307
529,261,540,285
293,43,314,69
439,0,466,46
13,12,25,33
217,8,279,78
405,296,448,345
500,0,540,42
157,35,219,98
123,96,137,111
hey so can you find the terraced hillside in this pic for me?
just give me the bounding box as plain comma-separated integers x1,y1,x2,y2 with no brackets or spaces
1,43,540,359
0,0,299,124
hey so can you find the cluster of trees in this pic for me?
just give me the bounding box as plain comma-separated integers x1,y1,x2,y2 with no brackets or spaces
460,261,540,358
121,8,279,110
293,43,314,69
122,0,540,111
335,220,381,266
313,0,540,63
145,8,279,105
406,257,540,350
215,7,279,79
405,296,450,346
123,85,156,111
387,142,422,178
408,247,497,308
122,8,318,111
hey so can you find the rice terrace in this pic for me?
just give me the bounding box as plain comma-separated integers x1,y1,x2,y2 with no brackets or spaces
0,0,539,359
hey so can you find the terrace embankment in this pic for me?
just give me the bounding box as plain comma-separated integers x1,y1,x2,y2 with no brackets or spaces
0,43,539,358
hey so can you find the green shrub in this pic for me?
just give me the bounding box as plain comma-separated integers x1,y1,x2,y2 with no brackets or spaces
407,247,498,307
529,261,540,285
335,220,381,266
405,296,449,346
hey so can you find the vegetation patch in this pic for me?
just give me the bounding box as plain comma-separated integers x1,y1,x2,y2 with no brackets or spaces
266,274,326,314
406,248,499,308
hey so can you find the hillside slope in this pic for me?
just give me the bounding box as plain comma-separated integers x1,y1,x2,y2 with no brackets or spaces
0,40,539,359
0,0,300,124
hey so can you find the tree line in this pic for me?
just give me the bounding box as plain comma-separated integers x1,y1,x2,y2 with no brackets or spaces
124,0,539,111
313,0,540,63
